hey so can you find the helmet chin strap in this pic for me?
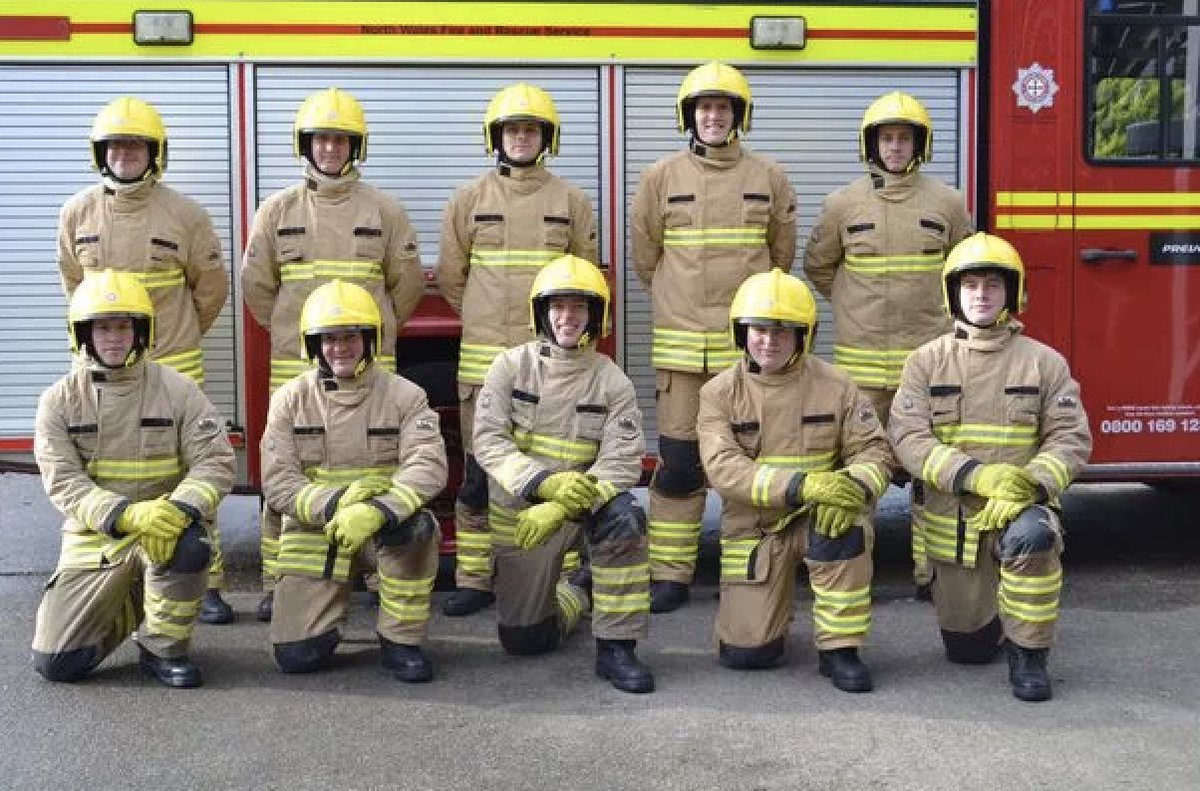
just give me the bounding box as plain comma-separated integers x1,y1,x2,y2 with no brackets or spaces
960,308,1009,330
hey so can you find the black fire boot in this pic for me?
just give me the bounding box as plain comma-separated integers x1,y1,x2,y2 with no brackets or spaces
442,588,496,617
818,647,873,693
138,645,202,689
595,638,655,694
380,637,433,684
198,588,236,624
649,581,689,614
256,590,274,622
1005,641,1052,702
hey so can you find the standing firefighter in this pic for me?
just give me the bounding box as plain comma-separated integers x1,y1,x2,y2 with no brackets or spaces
262,280,446,682
57,96,234,624
631,61,797,613
437,83,598,617
473,255,654,693
803,91,972,596
242,87,424,621
32,270,234,688
698,269,893,692
889,233,1092,702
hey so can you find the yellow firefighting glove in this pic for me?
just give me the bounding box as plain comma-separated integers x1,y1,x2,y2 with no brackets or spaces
536,471,600,515
340,476,393,509
324,502,387,554
514,501,569,550
813,503,859,538
968,463,1036,500
968,497,1029,533
800,471,867,510
116,497,189,542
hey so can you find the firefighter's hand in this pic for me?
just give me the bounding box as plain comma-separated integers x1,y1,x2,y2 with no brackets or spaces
324,502,386,554
514,502,569,550
968,463,1036,500
813,503,859,538
340,476,393,509
800,471,867,510
140,533,178,566
969,498,1028,533
536,472,599,515
117,498,189,541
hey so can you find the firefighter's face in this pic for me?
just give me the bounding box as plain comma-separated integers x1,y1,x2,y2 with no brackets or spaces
746,324,797,373
105,138,150,181
321,330,365,377
311,132,352,176
876,124,916,172
547,295,590,348
694,96,735,145
501,121,544,164
91,317,136,367
958,271,1007,326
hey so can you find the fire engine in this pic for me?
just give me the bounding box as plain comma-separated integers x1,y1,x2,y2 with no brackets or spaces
0,1,1196,547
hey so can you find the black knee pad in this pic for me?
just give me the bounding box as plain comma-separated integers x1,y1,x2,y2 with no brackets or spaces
273,628,340,673
589,493,647,543
652,437,704,496
377,508,437,548
457,455,489,509
999,507,1056,559
166,523,212,573
32,645,100,683
807,525,867,562
718,637,785,670
498,615,561,656
941,616,1003,665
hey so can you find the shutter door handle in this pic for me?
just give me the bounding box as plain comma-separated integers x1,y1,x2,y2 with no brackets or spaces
1080,248,1138,264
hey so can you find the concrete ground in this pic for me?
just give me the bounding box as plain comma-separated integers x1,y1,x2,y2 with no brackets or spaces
2,471,1199,790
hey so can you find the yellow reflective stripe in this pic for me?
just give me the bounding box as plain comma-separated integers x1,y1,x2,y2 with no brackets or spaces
459,343,506,381
270,358,311,389
757,451,839,473
277,531,351,580
87,456,183,481
385,482,422,515
1029,453,1071,491
131,268,185,289
307,465,396,484
488,503,518,545
379,573,435,623
593,591,650,614
663,227,767,246
261,535,280,576
1000,568,1062,596
652,327,736,371
998,592,1059,622
595,480,619,505
562,549,581,574
154,348,204,383
811,584,872,635
592,564,651,586
469,249,560,267
174,477,219,511
76,488,118,532
933,423,1039,447
59,530,127,568
279,260,384,282
751,465,777,507
718,537,758,580
648,518,700,561
844,253,943,274
921,445,957,488
833,345,912,389
455,531,492,550
557,582,589,621
145,590,202,618
912,506,979,567
652,327,729,345
648,520,699,538
295,482,327,524
513,428,598,464
846,462,890,496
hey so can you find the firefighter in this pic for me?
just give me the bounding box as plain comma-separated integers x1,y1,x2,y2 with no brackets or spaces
473,255,654,694
57,97,235,624
436,83,598,617
241,87,424,621
889,233,1092,702
803,91,972,598
262,280,446,682
630,61,797,613
32,270,234,688
697,269,893,692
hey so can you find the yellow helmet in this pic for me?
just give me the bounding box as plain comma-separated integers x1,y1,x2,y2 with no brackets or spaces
676,61,753,140
483,83,561,161
294,88,368,173
729,268,818,355
68,269,155,366
942,232,1027,320
90,97,168,179
529,254,610,346
859,91,933,170
299,279,382,375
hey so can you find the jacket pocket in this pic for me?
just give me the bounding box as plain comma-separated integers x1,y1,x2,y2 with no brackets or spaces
367,425,401,463
542,214,571,251
574,403,608,441
472,213,506,248
353,226,385,262
1004,385,1041,426
292,426,326,466
928,385,963,426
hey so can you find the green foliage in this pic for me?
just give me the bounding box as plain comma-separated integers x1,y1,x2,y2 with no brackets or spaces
1092,78,1188,157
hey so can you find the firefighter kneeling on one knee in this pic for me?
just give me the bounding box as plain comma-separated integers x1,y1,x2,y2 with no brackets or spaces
472,254,655,694
697,269,895,693
32,270,234,688
261,279,447,683
889,233,1092,702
